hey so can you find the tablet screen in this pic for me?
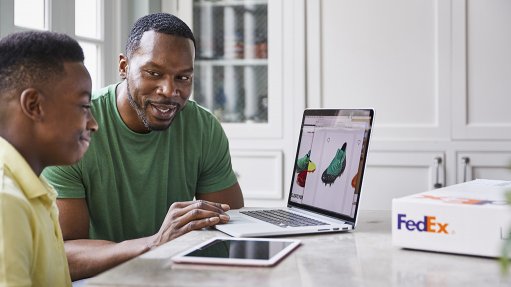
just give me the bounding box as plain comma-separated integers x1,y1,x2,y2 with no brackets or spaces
172,237,300,266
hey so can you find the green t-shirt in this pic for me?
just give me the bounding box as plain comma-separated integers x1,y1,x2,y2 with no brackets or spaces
42,84,237,242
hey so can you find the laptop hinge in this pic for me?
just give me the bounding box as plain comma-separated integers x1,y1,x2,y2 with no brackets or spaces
289,206,355,226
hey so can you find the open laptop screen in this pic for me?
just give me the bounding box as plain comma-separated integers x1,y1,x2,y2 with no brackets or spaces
288,109,374,222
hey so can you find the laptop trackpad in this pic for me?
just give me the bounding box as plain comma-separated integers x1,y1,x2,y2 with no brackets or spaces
226,211,258,224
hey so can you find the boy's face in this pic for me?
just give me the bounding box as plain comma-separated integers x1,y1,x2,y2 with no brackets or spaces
38,62,98,166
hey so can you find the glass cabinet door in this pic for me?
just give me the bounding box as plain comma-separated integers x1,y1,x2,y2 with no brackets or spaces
194,0,268,123
186,0,282,138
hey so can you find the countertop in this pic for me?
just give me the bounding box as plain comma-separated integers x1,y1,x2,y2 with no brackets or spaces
86,210,511,286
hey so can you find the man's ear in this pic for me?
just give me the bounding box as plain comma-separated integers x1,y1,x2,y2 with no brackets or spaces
19,88,44,121
119,54,128,79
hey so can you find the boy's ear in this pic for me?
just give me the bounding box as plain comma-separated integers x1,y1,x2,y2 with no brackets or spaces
19,88,44,121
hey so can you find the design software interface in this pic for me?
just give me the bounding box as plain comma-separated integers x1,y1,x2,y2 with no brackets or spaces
290,111,373,218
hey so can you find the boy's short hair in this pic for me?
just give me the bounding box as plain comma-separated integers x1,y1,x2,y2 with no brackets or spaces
0,31,84,96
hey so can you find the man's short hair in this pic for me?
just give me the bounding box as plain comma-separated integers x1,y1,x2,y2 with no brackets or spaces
0,31,84,96
125,12,196,58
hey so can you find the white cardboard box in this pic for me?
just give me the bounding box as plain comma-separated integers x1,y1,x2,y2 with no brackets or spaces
392,179,511,257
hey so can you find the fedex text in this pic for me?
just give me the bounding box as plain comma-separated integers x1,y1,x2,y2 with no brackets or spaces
397,213,449,234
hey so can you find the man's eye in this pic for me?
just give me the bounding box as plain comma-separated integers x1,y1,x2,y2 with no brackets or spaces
82,104,92,109
178,75,192,81
147,71,161,77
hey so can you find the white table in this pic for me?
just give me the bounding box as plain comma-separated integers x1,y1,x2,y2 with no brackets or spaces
86,210,511,286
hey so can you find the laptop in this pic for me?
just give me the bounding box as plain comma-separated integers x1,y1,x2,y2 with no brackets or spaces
216,108,375,237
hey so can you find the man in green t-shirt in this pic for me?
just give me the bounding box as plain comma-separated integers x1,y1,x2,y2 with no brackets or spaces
42,13,244,280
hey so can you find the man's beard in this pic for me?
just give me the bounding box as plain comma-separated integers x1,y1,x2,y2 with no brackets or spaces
126,81,152,131
126,81,182,132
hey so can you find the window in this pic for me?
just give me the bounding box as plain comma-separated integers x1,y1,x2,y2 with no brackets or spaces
14,0,48,30
75,0,100,39
79,41,100,91
75,0,103,91
1,0,116,92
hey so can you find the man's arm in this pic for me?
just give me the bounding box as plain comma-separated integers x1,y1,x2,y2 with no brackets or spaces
57,198,231,280
57,198,147,280
196,182,244,209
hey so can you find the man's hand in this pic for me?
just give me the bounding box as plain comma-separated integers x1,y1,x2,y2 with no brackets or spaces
147,200,230,249
56,191,241,281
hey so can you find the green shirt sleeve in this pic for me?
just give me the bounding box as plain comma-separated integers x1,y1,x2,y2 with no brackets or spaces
42,164,85,198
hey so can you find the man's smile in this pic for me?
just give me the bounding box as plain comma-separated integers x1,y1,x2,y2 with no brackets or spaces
149,102,180,120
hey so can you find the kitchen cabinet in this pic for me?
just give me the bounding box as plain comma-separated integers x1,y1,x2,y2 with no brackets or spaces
363,151,446,210
307,0,511,210
168,0,511,208
457,152,511,183
452,0,511,140
174,0,284,138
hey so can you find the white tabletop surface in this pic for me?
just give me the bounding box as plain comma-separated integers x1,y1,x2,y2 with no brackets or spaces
86,210,511,287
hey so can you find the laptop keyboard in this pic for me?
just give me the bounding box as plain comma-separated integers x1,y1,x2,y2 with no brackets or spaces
240,209,329,228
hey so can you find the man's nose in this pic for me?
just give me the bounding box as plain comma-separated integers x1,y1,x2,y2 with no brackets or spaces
158,78,176,97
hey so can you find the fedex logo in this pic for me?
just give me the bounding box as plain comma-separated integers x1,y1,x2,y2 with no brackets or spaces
397,213,449,234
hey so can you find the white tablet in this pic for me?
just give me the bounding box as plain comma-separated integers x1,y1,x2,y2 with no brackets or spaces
171,237,301,266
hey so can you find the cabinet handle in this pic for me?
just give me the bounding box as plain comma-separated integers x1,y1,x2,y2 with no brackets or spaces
433,157,443,189
462,157,470,182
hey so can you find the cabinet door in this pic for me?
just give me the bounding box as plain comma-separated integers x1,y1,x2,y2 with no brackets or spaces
362,151,446,210
452,0,511,139
457,152,511,183
175,0,283,139
306,0,451,141
230,150,283,201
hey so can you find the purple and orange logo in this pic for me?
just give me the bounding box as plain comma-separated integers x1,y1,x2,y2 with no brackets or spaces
397,213,449,234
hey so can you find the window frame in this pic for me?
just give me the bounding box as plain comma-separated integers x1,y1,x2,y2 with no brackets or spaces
0,0,122,91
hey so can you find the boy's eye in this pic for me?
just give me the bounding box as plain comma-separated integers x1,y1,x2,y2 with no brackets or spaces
82,104,92,109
